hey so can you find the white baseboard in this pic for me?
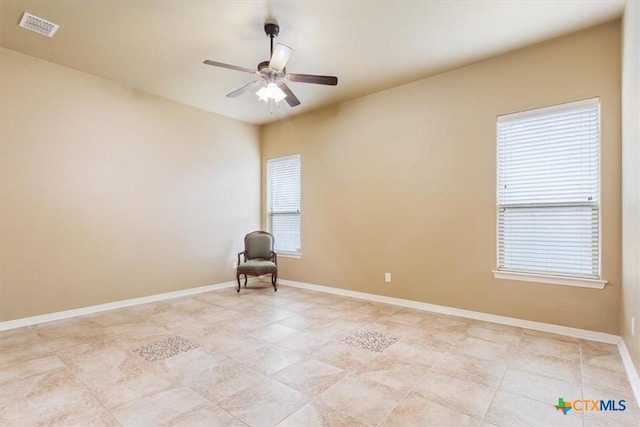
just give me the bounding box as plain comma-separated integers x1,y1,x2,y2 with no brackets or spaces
0,281,236,331
280,279,640,407
618,340,640,408
279,279,620,344
2,276,637,408
278,280,640,406
0,276,625,345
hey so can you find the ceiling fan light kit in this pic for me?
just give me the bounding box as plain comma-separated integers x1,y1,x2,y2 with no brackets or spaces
203,22,338,110
257,83,286,103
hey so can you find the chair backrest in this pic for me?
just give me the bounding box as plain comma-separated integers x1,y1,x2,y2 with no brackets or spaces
244,231,274,260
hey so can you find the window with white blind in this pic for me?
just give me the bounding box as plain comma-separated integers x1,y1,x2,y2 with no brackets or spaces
266,154,301,255
494,98,606,288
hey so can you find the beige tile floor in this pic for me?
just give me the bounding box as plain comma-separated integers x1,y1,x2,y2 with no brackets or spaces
1,284,638,426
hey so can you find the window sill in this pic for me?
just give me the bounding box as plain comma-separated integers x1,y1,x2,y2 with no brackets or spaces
277,253,301,259
492,270,607,289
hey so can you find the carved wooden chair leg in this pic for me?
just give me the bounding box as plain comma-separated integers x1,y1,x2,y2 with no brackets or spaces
244,275,248,288
236,273,241,293
272,272,277,291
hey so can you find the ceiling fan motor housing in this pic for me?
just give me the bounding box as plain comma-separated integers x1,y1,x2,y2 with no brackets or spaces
264,23,279,37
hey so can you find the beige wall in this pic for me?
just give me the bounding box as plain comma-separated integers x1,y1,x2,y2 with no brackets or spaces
262,21,622,334
622,2,640,375
0,48,260,321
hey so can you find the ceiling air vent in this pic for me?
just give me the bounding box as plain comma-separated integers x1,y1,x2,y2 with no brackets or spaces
18,12,59,37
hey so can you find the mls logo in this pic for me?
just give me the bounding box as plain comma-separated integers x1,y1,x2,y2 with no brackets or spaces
555,397,626,415
555,398,572,415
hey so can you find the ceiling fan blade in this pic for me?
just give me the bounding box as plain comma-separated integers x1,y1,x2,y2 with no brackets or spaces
226,80,264,98
269,43,293,72
287,73,338,86
203,60,256,74
277,82,301,107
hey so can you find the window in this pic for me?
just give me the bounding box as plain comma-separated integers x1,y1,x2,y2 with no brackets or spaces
495,98,605,288
266,154,301,255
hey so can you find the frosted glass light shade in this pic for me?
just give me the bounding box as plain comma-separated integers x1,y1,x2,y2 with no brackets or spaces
257,83,286,103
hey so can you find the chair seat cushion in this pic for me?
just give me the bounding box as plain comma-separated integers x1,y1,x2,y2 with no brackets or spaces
237,260,277,274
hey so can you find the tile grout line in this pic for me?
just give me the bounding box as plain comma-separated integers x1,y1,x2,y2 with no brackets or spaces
276,311,405,425
478,328,524,427
579,342,585,427
220,292,332,426
190,335,279,426
6,288,635,426
374,337,457,427
189,384,252,427
164,299,297,427
175,352,260,427
33,306,250,426
256,300,362,425
274,310,421,425
33,326,124,426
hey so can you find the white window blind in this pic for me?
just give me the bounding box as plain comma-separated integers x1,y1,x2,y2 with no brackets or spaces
497,98,600,279
267,154,301,254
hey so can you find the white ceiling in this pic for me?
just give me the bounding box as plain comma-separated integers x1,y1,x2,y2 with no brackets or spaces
0,0,626,125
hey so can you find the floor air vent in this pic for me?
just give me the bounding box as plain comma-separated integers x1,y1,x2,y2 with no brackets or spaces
19,12,59,37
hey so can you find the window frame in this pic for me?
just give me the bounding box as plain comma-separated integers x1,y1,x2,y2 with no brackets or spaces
493,98,606,289
265,154,301,258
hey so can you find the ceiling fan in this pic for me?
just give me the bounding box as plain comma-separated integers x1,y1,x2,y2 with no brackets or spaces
203,23,338,108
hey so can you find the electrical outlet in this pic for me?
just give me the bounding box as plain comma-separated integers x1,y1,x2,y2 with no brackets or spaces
632,317,636,337
385,272,391,283
232,261,237,269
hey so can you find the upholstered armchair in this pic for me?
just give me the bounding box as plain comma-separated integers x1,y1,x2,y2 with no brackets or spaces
236,231,278,292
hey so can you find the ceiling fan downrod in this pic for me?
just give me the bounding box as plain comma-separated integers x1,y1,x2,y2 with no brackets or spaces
264,23,279,58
